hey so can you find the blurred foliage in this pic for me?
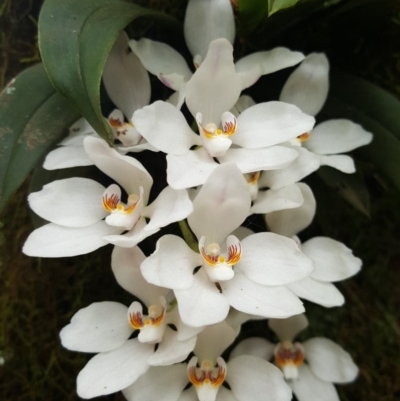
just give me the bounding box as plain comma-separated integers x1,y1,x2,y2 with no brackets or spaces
0,64,80,213
0,0,399,400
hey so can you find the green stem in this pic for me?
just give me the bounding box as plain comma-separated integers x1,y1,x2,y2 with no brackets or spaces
178,220,199,253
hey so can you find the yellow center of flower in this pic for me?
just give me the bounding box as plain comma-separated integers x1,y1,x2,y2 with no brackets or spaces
274,341,305,380
188,359,226,388
129,304,166,330
297,132,311,142
244,171,260,185
200,119,237,139
102,193,139,214
108,117,135,137
201,242,242,267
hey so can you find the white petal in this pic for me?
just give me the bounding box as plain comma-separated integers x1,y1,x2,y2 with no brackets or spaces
289,364,340,401
237,63,263,90
238,232,314,286
132,101,201,155
230,338,275,361
233,102,315,149
227,355,291,401
266,183,316,237
188,163,251,245
64,118,95,143
43,146,94,170
149,326,196,366
77,339,153,398
280,53,329,116
304,337,359,383
184,0,235,60
159,72,187,93
28,178,106,227
236,48,304,76
175,268,230,327
166,306,204,341
221,273,304,318
186,38,241,125
232,95,256,115
141,235,201,290
129,38,192,80
103,32,150,118
219,146,298,173
305,119,373,154
166,89,186,109
320,154,355,173
194,321,236,363
111,246,168,306
84,137,153,203
123,364,188,401
251,184,304,214
60,302,132,352
287,277,345,307
259,147,321,189
22,222,121,257
118,140,160,153
268,314,308,342
166,148,218,189
302,237,362,282
143,186,193,231
105,217,159,248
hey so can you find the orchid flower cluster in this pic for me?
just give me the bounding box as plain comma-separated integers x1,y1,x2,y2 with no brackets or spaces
22,0,372,400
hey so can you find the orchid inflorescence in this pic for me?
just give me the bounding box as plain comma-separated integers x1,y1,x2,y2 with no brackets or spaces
22,0,372,400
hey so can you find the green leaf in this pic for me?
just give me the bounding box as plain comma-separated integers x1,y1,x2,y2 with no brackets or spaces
0,64,80,213
38,0,178,145
268,0,301,15
239,0,269,34
321,71,400,190
318,167,370,217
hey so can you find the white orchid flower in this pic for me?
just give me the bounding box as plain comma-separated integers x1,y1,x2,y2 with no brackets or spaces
260,53,373,189
129,0,304,108
132,38,315,190
44,32,155,171
23,137,193,257
140,163,313,327
230,314,359,401
60,246,200,399
265,184,362,307
123,320,292,401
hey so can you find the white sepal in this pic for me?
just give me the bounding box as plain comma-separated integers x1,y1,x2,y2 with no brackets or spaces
303,337,359,383
122,365,188,401
221,272,304,318
280,53,329,117
227,355,292,401
76,339,153,398
141,234,202,290
268,314,309,342
60,302,132,353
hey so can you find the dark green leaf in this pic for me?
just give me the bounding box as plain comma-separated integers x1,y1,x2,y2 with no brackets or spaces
0,64,80,213
269,0,301,15
318,167,370,217
239,0,269,34
38,0,178,145
320,71,400,190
